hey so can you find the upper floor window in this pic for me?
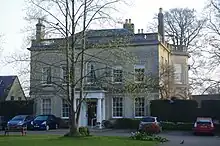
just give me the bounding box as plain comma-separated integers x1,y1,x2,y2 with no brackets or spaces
113,66,123,83
174,64,182,84
134,65,145,82
42,67,52,84
61,66,68,84
86,62,96,84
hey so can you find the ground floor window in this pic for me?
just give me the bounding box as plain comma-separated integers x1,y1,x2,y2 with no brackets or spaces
112,97,123,118
134,97,145,117
42,98,51,114
62,99,70,118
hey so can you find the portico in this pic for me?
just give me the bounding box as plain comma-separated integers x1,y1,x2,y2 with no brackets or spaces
76,91,106,129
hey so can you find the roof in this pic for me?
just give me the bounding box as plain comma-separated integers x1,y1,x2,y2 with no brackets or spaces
0,76,17,100
29,28,160,50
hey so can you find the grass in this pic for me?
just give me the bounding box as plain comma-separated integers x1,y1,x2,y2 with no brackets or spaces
0,135,157,146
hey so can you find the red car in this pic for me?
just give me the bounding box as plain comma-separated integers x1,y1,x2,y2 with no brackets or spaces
193,117,215,135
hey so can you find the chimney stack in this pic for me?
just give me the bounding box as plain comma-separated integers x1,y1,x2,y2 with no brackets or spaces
36,18,45,41
123,18,134,33
158,8,165,43
141,29,143,33
138,29,140,34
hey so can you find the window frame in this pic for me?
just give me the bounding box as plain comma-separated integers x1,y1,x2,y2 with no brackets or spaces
134,97,145,118
61,65,68,85
112,96,123,118
86,62,96,84
112,66,123,83
134,65,145,83
41,98,52,115
61,99,70,119
42,67,52,85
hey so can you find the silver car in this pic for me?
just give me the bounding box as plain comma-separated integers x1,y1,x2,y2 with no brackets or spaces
138,116,162,132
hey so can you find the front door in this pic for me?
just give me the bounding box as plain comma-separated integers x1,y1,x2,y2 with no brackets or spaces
87,101,97,126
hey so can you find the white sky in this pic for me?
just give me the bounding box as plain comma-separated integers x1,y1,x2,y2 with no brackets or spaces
0,0,207,76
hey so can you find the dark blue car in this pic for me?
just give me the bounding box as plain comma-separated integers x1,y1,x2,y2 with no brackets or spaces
31,115,59,131
7,115,34,130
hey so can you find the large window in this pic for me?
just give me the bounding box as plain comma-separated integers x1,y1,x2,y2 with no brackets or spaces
61,66,68,84
86,62,96,83
174,64,182,84
112,97,123,118
42,98,51,114
134,65,145,82
62,99,70,119
113,66,123,83
134,97,145,117
42,67,52,84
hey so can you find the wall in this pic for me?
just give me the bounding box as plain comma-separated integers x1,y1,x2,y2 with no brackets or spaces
5,77,26,101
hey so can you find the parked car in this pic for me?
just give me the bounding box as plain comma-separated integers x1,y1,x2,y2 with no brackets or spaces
138,116,162,132
7,115,34,130
0,116,8,130
31,114,59,131
193,117,215,135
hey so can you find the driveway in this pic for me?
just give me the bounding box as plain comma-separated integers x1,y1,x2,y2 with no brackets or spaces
159,131,220,146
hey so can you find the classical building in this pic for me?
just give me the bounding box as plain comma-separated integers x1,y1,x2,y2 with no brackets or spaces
28,8,189,127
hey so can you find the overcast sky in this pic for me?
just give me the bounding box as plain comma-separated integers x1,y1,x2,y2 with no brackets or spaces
0,0,207,76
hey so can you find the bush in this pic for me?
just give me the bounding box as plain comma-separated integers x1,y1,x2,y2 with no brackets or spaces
79,127,90,136
142,124,160,135
102,120,114,128
113,118,140,129
130,132,169,143
161,121,193,131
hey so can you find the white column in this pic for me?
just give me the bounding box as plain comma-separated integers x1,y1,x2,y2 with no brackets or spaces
102,99,106,120
97,98,102,129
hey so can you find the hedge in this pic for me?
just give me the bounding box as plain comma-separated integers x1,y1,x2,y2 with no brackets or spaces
113,118,140,129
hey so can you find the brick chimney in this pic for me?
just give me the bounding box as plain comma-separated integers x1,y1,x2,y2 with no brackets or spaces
36,18,45,41
123,18,134,33
158,8,165,43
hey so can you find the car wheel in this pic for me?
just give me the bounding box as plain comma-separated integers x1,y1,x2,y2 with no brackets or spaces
46,125,50,131
55,124,58,129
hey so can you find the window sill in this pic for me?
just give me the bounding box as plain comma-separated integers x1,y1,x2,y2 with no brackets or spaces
112,116,123,119
134,116,144,119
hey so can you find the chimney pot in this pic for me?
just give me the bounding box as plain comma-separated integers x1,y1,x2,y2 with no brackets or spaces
159,8,163,13
141,29,144,33
125,19,128,23
129,19,131,24
138,29,140,33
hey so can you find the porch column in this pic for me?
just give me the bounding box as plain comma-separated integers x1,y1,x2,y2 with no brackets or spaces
97,98,102,129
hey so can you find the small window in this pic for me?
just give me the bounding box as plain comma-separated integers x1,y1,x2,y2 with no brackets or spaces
11,96,14,101
18,97,22,101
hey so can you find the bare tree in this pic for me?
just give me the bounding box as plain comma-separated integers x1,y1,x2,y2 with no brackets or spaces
6,0,159,137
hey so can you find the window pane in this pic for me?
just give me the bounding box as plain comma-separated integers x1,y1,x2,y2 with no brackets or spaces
62,99,70,118
135,97,145,117
42,99,51,114
112,97,123,117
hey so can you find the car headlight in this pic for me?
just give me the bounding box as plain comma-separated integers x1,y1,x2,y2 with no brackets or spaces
31,121,33,125
17,121,23,125
41,121,46,125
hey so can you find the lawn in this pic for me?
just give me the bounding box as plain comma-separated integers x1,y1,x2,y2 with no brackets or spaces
0,135,157,146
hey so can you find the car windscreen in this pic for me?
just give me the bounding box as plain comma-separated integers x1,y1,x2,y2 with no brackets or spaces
11,116,26,121
141,117,155,122
35,116,48,121
197,120,212,125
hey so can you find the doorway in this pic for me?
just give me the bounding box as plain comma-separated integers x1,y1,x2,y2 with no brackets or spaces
87,101,97,126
